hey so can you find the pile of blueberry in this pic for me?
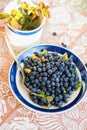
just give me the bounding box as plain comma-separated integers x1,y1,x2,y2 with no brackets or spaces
23,50,80,108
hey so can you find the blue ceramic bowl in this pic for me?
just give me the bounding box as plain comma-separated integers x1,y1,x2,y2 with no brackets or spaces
9,44,87,113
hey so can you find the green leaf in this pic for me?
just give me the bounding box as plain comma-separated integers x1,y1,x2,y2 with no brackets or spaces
74,80,82,90
73,68,77,73
30,91,45,98
46,96,53,108
30,91,53,108
0,12,9,19
15,11,22,20
63,89,67,94
41,49,48,55
46,96,53,103
19,17,25,25
77,81,82,88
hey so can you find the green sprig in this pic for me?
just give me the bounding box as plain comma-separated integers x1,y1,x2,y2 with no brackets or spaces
0,12,9,19
41,49,48,55
30,91,53,108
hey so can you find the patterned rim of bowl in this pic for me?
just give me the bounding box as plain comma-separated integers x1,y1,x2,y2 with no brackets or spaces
9,44,87,113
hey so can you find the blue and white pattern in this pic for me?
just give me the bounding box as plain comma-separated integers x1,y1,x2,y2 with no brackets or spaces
9,45,87,113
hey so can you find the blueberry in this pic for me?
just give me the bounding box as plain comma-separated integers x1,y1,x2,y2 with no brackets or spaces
73,85,78,90
48,53,53,57
38,67,42,72
43,72,48,77
51,94,55,98
47,80,51,84
51,77,55,82
64,94,70,98
31,95,37,99
56,88,61,93
52,68,56,73
43,77,47,81
68,73,72,77
32,88,37,93
39,102,44,106
28,85,33,90
25,77,29,82
60,82,63,86
51,82,55,86
64,78,68,82
48,69,52,74
59,66,64,71
64,82,68,87
55,78,59,82
44,53,48,58
37,89,41,94
35,79,39,84
63,97,68,103
74,81,78,85
67,87,71,92
49,56,54,61
48,87,52,91
52,74,57,78
75,73,79,79
53,51,58,56
24,82,30,87
46,91,50,96
50,62,54,66
59,71,62,76
54,101,58,106
70,81,74,86
41,98,47,104
32,71,37,76
33,84,37,88
33,99,38,104
55,96,59,102
59,94,63,100
56,83,60,87
42,87,47,92
51,89,55,94
33,66,37,71
42,67,46,72
38,62,42,67
52,32,57,36
30,75,34,80
39,77,42,82
61,42,67,48
68,90,73,95
51,101,55,105
55,61,60,66
58,101,63,107
61,86,65,91
41,82,46,86
46,64,50,69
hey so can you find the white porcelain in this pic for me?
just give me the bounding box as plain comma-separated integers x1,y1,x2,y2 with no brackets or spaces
9,44,87,113
4,0,46,52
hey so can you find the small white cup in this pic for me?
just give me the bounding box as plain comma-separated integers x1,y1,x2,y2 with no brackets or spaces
4,0,46,53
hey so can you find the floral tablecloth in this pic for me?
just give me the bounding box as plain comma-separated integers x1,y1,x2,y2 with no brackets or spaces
0,0,87,130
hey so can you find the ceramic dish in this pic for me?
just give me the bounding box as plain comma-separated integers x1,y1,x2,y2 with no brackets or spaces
9,44,87,113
